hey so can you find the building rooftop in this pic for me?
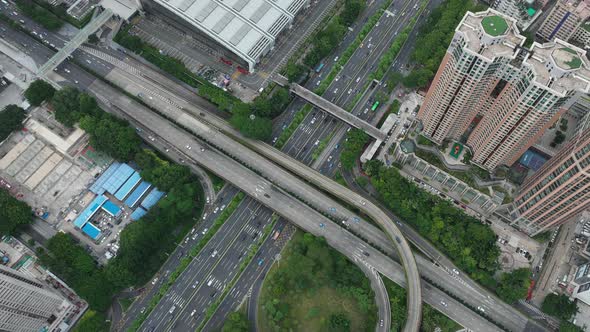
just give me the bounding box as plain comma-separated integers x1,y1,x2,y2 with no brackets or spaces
481,15,508,36
526,39,590,95
151,0,307,70
458,9,525,60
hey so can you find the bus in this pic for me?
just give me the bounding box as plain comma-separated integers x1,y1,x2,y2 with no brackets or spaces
371,101,380,111
315,63,325,73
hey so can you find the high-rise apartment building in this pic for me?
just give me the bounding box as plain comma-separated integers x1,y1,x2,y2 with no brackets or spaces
418,9,590,170
537,0,590,42
491,0,538,29
512,123,590,235
0,265,69,332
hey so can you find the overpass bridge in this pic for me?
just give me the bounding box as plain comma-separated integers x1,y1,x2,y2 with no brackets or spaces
288,82,388,141
37,8,113,77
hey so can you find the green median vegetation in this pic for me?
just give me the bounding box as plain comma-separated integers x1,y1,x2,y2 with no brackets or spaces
316,0,393,95
34,86,204,330
275,105,312,149
311,133,333,160
259,231,377,331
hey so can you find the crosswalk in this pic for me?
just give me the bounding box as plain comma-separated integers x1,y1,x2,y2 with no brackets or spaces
81,46,143,76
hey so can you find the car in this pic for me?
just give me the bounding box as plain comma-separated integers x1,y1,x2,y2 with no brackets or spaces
214,207,219,213
477,306,485,312
364,108,369,114
314,139,320,145
379,320,384,327
334,56,339,61
169,305,176,314
192,234,198,240
258,258,264,266
64,68,71,73
191,309,197,316
211,250,218,257
452,268,459,275
192,281,199,288
140,307,146,314
311,117,317,124
186,145,191,150
440,300,447,307
272,137,278,144
363,251,370,257
202,228,209,235
202,213,208,220
152,277,158,285
316,80,321,86
220,204,226,211
333,88,339,93
335,75,340,82
206,196,210,204
207,280,213,286
347,88,352,94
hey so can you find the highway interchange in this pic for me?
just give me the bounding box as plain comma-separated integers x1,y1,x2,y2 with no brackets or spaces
0,0,550,331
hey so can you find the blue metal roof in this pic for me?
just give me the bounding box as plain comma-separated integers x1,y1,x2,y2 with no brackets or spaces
130,207,147,221
141,189,165,210
103,164,135,195
124,181,151,208
89,162,121,195
114,171,141,201
82,223,101,240
73,195,108,228
101,200,121,217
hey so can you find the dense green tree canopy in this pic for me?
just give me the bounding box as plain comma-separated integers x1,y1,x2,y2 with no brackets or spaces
15,0,63,30
24,80,56,106
51,87,81,127
0,105,26,142
0,188,32,235
495,268,531,303
542,294,578,320
222,312,249,332
340,129,369,170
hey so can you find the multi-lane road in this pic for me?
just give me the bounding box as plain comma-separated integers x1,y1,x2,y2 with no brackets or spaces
0,1,549,331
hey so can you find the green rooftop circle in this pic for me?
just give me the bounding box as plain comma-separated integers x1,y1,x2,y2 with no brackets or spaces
481,16,508,37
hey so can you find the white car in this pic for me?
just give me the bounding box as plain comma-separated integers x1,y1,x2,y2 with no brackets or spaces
202,228,209,235
192,281,198,289
220,204,226,211
477,306,485,313
347,88,352,94
214,207,219,213
333,88,339,93
440,300,448,307
152,277,158,285
211,250,218,258
191,309,197,316
356,77,361,83
186,145,192,150
206,196,210,204
334,56,339,62
202,213,207,220
314,140,320,146
452,268,459,275
311,117,317,124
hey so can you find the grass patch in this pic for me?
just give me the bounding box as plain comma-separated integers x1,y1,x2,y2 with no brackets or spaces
258,231,377,331
119,297,135,312
311,133,334,160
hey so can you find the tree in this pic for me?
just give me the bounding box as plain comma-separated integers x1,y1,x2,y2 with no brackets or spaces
495,268,531,303
340,129,369,170
222,312,249,332
341,0,364,26
328,313,351,331
230,113,272,140
51,87,81,127
24,80,55,106
560,321,585,332
0,188,32,235
0,105,26,142
72,310,109,332
553,130,566,146
542,293,578,320
285,62,306,82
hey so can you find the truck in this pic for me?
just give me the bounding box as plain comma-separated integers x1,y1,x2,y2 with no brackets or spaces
272,230,280,241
